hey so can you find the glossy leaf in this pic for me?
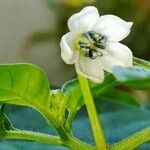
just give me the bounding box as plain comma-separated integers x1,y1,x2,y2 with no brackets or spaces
0,99,150,149
101,89,139,106
62,74,117,111
113,66,150,89
0,64,68,128
89,73,118,96
62,74,118,127
62,79,82,112
0,64,50,112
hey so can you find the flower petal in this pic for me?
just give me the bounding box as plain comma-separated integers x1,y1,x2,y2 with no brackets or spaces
108,42,133,66
100,42,133,72
75,57,104,83
60,32,78,64
68,6,99,32
92,15,133,41
100,56,125,73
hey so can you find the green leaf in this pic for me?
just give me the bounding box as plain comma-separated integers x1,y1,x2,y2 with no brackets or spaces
0,105,67,150
113,66,150,89
62,74,118,127
89,73,118,96
62,74,117,111
62,79,82,129
0,104,14,132
61,78,83,114
0,99,150,149
61,79,79,95
0,64,67,128
0,64,50,112
101,89,139,106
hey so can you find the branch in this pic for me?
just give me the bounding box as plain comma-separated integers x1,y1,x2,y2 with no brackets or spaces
0,130,95,150
110,127,150,150
0,130,62,146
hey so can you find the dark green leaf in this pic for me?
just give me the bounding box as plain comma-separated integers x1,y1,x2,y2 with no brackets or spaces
89,73,118,96
0,104,14,132
61,78,83,113
62,74,117,111
62,80,82,128
62,74,118,127
0,105,67,150
101,89,139,106
0,99,150,149
113,66,150,89
61,79,79,95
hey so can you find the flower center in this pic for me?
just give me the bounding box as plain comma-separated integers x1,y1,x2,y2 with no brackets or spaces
78,31,107,59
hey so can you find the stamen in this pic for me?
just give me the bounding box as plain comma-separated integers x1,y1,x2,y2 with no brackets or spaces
88,31,103,42
99,36,107,43
93,42,106,49
78,31,107,59
82,32,91,39
89,49,99,59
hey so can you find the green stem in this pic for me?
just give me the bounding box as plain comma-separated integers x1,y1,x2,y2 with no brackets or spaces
56,126,95,150
68,136,95,150
78,74,107,150
0,130,62,145
133,57,150,69
37,104,94,150
0,130,95,150
65,111,76,132
110,127,150,150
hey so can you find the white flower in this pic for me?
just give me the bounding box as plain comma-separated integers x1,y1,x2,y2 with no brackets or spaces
60,6,133,83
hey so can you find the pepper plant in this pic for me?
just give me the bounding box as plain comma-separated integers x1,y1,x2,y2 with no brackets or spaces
0,6,150,150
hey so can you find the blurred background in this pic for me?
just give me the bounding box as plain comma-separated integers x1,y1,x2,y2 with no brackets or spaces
0,0,149,86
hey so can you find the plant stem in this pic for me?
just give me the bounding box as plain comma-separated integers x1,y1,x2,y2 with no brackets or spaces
68,135,95,150
0,130,95,150
0,130,62,145
110,127,150,150
56,126,95,150
37,104,94,150
133,57,150,69
78,74,107,150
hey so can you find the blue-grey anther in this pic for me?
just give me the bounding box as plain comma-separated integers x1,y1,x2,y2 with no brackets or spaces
78,31,107,59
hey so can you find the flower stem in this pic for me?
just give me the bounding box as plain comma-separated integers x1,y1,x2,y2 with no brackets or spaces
78,74,107,150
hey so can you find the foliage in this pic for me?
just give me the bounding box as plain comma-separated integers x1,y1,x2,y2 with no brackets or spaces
0,57,150,149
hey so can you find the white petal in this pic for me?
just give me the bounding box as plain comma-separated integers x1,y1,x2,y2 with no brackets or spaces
92,15,133,41
100,42,133,72
107,42,133,66
68,6,99,32
100,56,125,73
60,32,78,64
75,57,104,83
